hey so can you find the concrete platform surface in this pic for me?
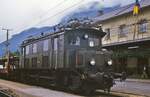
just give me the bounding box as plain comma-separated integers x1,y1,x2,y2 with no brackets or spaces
0,79,80,97
112,80,150,97
0,79,147,97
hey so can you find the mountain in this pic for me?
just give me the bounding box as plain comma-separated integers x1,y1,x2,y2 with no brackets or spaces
0,27,54,56
0,2,119,57
60,1,120,24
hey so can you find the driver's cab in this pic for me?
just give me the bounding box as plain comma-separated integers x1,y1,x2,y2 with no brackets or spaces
65,28,104,49
64,28,108,69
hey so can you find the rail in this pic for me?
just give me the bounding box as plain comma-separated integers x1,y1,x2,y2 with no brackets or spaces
0,88,16,97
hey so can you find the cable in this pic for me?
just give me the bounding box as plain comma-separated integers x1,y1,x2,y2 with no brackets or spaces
35,0,84,26
16,0,66,32
14,0,84,34
14,0,67,33
39,0,67,19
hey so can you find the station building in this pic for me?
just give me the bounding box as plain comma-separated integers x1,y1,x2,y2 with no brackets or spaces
94,0,150,78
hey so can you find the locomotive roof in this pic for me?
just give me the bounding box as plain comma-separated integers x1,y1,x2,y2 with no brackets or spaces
66,28,106,37
21,27,105,46
21,30,63,46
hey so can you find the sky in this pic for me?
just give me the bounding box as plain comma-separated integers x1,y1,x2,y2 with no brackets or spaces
0,0,136,43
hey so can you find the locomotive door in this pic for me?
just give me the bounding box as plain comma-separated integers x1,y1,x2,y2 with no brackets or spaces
76,50,85,68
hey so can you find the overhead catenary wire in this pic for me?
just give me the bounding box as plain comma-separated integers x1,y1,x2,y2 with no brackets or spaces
13,0,68,34
35,0,84,26
13,0,85,40
39,0,68,19
14,0,84,34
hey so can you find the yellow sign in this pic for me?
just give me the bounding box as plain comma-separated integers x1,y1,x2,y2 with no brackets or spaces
133,5,140,15
133,0,140,15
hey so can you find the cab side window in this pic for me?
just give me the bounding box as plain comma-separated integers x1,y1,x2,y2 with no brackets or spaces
25,45,29,55
43,39,49,51
32,43,37,53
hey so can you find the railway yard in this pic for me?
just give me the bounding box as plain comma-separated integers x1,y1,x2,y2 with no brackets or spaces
0,79,149,97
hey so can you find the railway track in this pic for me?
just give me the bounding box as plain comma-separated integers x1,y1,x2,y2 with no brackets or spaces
0,88,19,97
84,90,146,97
110,91,146,97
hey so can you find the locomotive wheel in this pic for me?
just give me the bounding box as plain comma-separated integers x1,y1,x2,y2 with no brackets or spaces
69,75,81,92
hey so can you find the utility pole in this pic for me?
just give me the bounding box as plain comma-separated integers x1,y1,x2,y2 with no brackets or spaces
2,28,12,72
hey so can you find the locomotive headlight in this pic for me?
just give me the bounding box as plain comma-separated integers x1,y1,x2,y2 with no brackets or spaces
108,60,112,66
90,59,96,66
84,34,88,39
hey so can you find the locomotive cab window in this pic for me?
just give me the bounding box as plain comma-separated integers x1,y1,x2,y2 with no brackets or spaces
69,36,80,46
88,38,99,47
32,43,37,53
25,45,29,55
43,39,49,51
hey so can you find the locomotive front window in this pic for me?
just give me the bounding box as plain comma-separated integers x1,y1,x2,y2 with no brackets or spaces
88,38,99,47
89,41,94,47
69,36,80,46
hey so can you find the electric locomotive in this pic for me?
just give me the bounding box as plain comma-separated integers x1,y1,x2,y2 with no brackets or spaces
18,27,125,94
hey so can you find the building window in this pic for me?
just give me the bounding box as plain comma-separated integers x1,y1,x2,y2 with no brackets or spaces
43,39,49,51
119,24,128,37
25,45,29,55
33,43,37,53
138,20,148,33
105,28,110,40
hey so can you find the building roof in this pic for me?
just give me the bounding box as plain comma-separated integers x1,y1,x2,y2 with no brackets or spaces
93,0,150,23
